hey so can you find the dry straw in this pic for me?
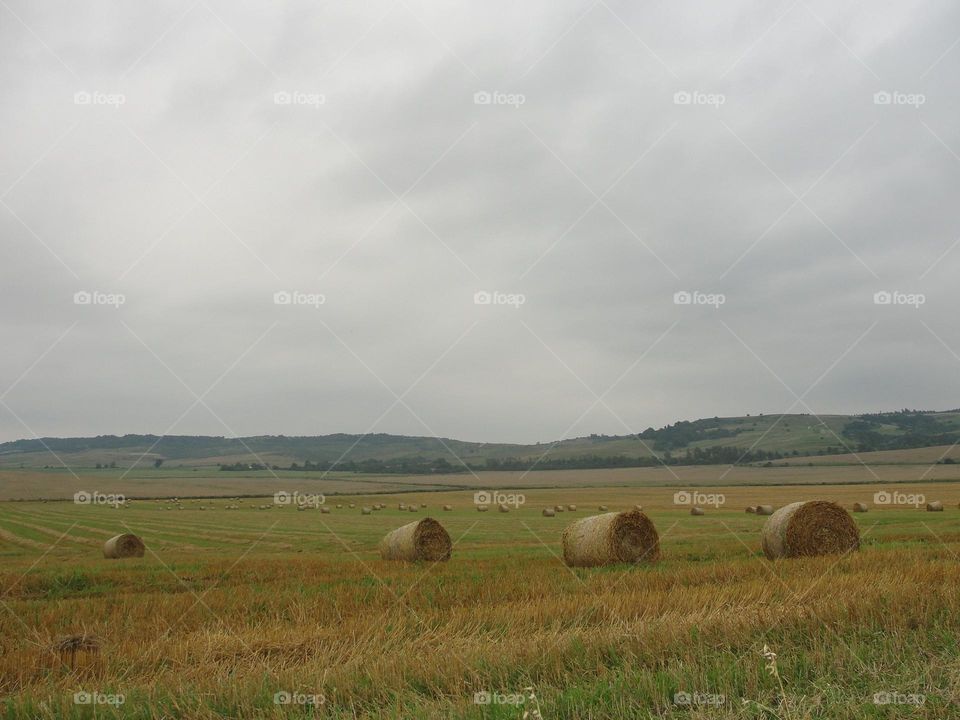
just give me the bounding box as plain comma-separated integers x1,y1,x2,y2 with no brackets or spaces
927,500,944,512
755,505,774,516
761,500,860,560
379,518,452,562
561,509,660,567
852,502,868,512
103,533,145,559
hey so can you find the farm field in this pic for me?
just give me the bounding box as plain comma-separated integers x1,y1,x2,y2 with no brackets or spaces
3,457,960,502
0,479,958,718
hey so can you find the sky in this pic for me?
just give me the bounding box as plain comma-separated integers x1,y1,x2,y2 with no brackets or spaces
1,0,959,445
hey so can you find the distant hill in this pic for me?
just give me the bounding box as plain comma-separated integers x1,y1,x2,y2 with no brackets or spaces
1,409,958,472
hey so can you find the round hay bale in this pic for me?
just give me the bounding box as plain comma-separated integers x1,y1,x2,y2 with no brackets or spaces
349,503,356,509
561,509,660,567
598,505,608,511
755,505,774,516
927,500,944,512
554,505,565,513
420,503,427,508
379,518,451,562
634,504,643,511
542,508,556,517
498,504,510,513
690,506,705,516
745,506,757,513
477,505,489,512
852,502,868,513
398,503,406,511
408,506,417,512
336,504,343,509
361,507,372,515
761,501,860,560
320,506,331,514
567,504,577,511
103,533,145,559
442,504,453,511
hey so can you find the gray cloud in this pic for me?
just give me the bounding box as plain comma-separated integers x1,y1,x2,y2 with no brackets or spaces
2,0,960,445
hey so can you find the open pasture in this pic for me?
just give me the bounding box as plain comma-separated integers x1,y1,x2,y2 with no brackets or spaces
0,482,958,718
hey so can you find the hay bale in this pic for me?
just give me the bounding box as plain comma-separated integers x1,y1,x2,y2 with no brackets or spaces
498,503,510,513
852,502,868,513
408,506,417,512
442,504,453,511
690,506,705,516
561,509,659,567
476,505,489,512
361,507,372,515
320,506,331,514
554,505,565,513
398,503,406,511
567,504,577,511
379,518,451,562
634,504,643,511
755,505,774,516
927,500,944,512
103,533,145,559
349,503,356,509
598,505,608,511
761,501,859,560
745,506,757,513
542,508,556,517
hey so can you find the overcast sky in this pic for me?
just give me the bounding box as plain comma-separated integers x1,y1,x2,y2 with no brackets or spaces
1,0,959,445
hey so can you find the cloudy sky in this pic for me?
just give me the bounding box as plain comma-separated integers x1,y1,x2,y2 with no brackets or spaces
1,0,959,445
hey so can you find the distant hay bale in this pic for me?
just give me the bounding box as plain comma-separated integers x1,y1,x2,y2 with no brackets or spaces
349,503,356,509
561,509,659,568
761,501,860,560
542,508,555,517
554,505,565,513
336,504,343,509
408,506,418,512
598,505,608,511
420,503,427,508
398,503,406,511
634,504,643,511
927,500,944,512
379,518,451,562
320,506,330,514
745,506,757,513
477,505,489,512
361,507,372,515
755,505,774,516
852,502,868,513
103,533,145,559
442,505,453,511
498,504,510,513
690,506,705,516
567,504,577,511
